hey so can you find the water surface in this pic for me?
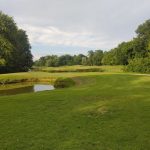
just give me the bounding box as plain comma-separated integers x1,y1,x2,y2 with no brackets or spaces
0,84,54,96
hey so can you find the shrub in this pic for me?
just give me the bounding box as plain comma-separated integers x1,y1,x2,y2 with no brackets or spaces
54,78,75,88
125,57,150,73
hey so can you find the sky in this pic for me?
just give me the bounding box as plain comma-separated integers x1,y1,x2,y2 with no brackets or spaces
0,0,150,59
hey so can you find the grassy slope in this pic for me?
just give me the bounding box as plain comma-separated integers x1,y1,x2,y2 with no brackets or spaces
0,73,150,150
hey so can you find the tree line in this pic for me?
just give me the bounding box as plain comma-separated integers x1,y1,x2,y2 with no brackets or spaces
35,19,150,73
0,11,33,73
34,50,104,67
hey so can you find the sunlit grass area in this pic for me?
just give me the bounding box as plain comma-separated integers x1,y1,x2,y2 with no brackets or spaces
0,71,150,149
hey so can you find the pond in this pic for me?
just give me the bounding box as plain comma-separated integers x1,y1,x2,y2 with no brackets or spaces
0,84,55,96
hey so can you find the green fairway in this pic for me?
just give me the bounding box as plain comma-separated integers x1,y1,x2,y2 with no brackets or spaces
0,72,150,149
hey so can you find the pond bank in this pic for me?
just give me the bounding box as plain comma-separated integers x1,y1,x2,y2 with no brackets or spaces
0,83,55,96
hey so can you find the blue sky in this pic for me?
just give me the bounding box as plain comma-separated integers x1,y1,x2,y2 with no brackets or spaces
0,0,150,59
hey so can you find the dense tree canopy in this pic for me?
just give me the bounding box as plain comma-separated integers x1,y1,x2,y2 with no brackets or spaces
125,57,150,73
34,50,104,67
34,54,86,67
0,12,33,73
102,19,150,71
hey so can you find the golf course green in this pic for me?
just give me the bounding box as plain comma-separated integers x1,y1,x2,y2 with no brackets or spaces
0,66,150,150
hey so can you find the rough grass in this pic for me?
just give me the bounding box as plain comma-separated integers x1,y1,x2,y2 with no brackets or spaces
0,73,150,150
0,72,56,85
0,65,123,86
33,65,123,73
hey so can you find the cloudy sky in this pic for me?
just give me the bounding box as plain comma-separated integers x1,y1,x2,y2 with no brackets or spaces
0,0,150,59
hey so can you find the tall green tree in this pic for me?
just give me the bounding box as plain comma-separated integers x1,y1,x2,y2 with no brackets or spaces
93,50,103,65
102,51,116,65
87,50,94,65
134,19,150,57
0,11,33,73
73,54,85,65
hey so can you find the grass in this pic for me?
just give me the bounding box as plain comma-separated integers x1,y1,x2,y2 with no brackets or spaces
0,65,123,86
33,65,123,73
0,66,150,149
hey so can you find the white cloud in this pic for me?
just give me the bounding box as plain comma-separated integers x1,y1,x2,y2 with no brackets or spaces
0,0,150,57
19,24,121,50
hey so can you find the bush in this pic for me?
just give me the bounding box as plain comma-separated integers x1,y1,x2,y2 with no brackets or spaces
125,57,150,73
54,78,75,88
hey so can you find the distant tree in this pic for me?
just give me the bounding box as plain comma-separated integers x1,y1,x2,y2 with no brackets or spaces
46,55,59,67
58,55,74,66
114,41,135,65
87,50,94,65
93,50,103,65
35,57,46,66
34,51,104,67
102,51,116,65
81,57,88,65
73,54,85,65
